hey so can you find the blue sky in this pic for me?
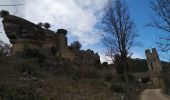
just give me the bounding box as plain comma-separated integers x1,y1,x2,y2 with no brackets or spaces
0,0,167,62
126,0,155,58
125,0,166,60
86,0,163,61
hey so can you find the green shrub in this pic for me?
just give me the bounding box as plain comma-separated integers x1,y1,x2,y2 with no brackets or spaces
22,64,35,75
84,69,101,79
110,83,125,93
19,62,43,77
113,74,125,82
89,79,110,88
0,85,40,100
23,45,45,59
104,73,113,82
102,62,108,66
24,48,39,58
71,71,81,81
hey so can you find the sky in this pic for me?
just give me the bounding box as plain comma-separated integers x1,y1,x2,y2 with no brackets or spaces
0,0,167,62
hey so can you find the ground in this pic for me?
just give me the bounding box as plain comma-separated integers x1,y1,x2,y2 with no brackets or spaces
140,89,170,100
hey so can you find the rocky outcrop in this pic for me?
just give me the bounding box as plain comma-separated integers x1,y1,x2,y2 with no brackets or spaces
145,48,164,88
0,10,100,65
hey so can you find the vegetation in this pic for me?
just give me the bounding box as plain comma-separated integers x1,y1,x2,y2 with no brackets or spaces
162,61,170,94
1,0,170,99
0,40,11,56
0,45,153,99
44,22,51,29
149,0,170,94
150,0,170,33
70,41,82,50
0,52,120,99
128,58,148,73
0,10,9,17
102,0,139,92
37,22,51,29
150,0,170,59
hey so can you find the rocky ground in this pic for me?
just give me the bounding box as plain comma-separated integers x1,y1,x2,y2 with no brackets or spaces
140,89,170,100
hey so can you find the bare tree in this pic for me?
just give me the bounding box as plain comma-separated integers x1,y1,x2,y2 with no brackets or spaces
0,40,11,56
70,41,82,50
102,0,138,91
37,22,44,28
150,0,170,55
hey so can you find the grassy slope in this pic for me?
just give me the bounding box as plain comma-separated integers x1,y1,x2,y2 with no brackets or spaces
0,56,117,100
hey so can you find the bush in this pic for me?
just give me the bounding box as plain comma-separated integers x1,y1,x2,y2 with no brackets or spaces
23,46,46,66
70,41,81,50
90,79,110,87
71,70,82,81
23,48,43,58
102,62,108,66
110,83,125,93
104,73,114,82
84,69,101,79
0,85,40,100
19,62,43,77
21,64,35,75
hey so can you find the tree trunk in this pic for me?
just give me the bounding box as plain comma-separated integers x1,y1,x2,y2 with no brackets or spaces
123,56,130,92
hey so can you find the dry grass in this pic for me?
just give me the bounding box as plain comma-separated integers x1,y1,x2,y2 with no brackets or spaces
0,56,118,100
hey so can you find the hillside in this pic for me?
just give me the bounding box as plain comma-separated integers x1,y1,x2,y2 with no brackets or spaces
0,54,120,100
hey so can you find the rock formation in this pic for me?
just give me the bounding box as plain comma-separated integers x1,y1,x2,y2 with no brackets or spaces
145,48,164,88
0,10,100,65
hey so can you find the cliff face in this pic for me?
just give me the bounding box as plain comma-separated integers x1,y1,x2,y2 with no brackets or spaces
1,14,57,52
0,10,100,65
145,48,164,88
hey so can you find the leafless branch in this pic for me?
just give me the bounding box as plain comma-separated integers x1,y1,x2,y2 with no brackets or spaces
101,0,139,92
150,0,170,58
0,4,24,6
150,0,170,32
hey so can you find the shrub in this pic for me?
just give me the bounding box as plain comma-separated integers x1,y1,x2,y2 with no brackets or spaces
102,62,108,66
104,73,113,82
71,71,81,81
44,22,51,29
84,69,101,79
0,85,40,100
23,48,43,58
91,79,110,87
21,63,35,75
110,83,125,93
20,62,43,77
70,41,81,50
0,10,9,17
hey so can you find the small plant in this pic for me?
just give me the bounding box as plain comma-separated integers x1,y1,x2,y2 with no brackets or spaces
70,41,81,50
23,48,41,58
102,62,108,66
0,85,40,100
110,83,125,93
44,22,51,29
105,73,113,82
0,10,9,17
71,71,81,81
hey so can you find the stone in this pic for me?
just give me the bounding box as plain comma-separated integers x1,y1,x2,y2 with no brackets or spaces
145,48,164,88
0,10,100,65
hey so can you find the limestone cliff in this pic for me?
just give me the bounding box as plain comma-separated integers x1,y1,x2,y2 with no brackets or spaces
0,10,100,65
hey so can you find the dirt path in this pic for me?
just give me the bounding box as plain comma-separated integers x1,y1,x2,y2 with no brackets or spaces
140,89,170,100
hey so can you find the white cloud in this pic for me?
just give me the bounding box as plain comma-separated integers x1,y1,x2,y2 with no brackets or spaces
0,0,25,43
24,0,108,46
132,52,145,59
0,0,108,47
